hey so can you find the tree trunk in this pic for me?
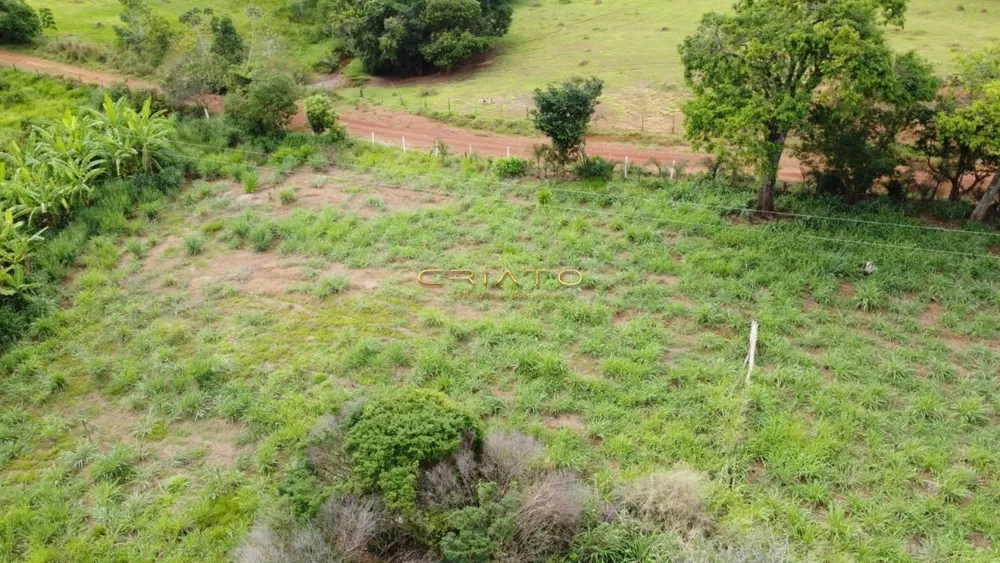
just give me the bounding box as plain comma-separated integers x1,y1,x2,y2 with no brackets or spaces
756,130,784,215
970,173,1000,222
757,175,776,214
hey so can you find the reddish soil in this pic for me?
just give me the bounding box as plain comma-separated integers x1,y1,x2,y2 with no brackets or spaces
0,49,804,181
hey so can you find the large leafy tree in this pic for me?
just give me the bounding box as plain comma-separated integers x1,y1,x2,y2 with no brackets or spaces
954,82,1000,221
531,77,604,165
223,70,299,137
679,0,906,213
332,0,513,76
0,0,41,44
799,51,939,202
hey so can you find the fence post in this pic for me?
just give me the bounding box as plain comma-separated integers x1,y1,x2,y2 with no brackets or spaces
624,156,629,180
371,132,375,146
448,98,451,112
671,114,676,134
507,147,510,158
402,136,407,152
670,160,676,181
469,143,472,156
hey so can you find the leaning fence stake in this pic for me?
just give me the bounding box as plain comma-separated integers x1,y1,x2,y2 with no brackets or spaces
744,321,759,386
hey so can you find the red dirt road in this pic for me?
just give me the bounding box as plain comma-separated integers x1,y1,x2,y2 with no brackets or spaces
1,50,804,181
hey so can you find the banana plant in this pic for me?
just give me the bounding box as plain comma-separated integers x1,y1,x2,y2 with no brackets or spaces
0,209,45,297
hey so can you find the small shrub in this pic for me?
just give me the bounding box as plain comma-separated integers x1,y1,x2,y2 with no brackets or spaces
575,155,615,180
537,189,553,205
316,495,385,558
304,94,339,135
616,469,709,536
493,157,528,179
184,234,205,256
481,432,545,490
513,472,589,560
343,387,482,511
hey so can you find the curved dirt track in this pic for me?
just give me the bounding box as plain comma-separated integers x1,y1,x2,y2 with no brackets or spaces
1,50,804,181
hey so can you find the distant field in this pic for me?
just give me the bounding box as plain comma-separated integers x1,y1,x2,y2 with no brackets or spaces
29,0,1000,132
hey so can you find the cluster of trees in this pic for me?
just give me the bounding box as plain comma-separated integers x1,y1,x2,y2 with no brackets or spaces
0,95,173,297
330,0,514,76
680,0,1000,220
0,0,54,44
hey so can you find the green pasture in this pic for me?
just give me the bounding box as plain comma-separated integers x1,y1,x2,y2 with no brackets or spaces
2,122,1000,560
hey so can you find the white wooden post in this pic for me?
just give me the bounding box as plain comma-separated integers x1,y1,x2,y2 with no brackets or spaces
371,132,375,146
469,143,472,155
744,320,759,386
624,156,629,180
402,136,407,152
670,159,676,181
507,146,510,157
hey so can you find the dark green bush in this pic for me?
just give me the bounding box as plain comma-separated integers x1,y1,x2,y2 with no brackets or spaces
343,387,482,511
0,0,41,44
575,156,615,181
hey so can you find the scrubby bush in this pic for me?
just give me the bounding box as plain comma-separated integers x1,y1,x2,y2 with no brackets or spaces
616,469,710,536
224,70,299,138
492,156,528,179
343,387,482,511
304,95,338,135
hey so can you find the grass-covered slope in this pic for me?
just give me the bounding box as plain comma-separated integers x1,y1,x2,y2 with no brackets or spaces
2,131,999,560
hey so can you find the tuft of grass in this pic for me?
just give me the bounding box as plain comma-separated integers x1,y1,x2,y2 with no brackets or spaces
314,275,351,298
183,234,206,256
248,225,274,252
278,188,297,204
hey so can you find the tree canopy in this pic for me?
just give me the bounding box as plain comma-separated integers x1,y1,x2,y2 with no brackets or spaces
679,0,907,212
0,0,41,44
332,0,513,76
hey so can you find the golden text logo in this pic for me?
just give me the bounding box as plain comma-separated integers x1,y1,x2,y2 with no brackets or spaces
417,268,583,288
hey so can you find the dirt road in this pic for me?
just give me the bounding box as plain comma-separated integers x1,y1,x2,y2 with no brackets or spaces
1,50,803,181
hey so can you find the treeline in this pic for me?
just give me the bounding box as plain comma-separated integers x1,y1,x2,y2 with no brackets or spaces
679,0,1000,220
0,95,177,348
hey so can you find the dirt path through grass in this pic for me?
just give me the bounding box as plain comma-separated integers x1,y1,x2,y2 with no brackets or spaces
0,49,804,181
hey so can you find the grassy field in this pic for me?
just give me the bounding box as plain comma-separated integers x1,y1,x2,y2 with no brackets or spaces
0,68,94,131
2,117,1000,560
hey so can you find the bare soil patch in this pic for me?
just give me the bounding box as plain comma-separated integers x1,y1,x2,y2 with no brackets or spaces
70,396,245,468
142,243,397,301
543,413,586,432
229,171,454,217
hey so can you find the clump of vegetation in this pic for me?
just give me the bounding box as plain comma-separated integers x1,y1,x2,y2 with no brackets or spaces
531,77,603,164
343,387,482,511
113,0,174,71
575,155,615,181
492,156,528,178
0,0,43,43
304,94,339,135
224,69,299,138
333,0,514,76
